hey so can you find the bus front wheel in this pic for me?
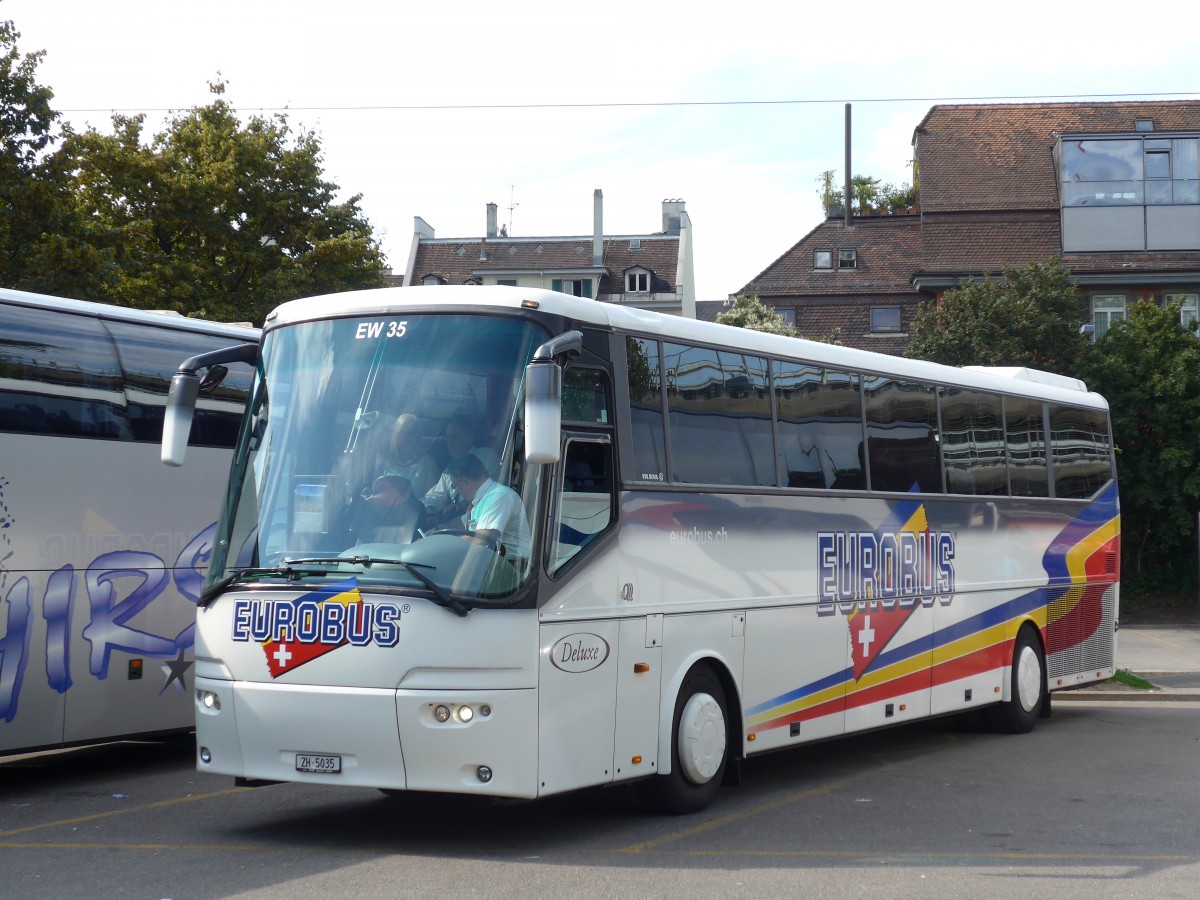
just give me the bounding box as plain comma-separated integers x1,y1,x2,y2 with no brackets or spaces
988,626,1045,734
639,665,729,815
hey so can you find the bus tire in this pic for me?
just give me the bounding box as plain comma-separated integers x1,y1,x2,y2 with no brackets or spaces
988,625,1045,734
639,665,729,815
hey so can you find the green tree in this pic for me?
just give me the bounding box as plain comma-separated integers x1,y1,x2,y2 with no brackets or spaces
717,293,800,337
1077,300,1200,576
906,258,1087,376
816,169,842,216
850,174,880,214
0,16,75,291
53,82,386,323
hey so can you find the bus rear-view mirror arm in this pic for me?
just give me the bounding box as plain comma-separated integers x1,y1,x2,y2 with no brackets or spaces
162,343,259,467
524,330,582,465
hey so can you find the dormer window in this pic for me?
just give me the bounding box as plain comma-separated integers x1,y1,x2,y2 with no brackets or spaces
814,250,833,270
626,269,650,293
422,274,442,286
839,250,858,269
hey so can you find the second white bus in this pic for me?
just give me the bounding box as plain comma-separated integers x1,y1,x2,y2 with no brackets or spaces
1,288,257,755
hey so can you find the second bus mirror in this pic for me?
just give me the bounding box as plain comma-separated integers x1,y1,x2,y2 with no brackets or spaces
162,372,200,467
524,358,562,464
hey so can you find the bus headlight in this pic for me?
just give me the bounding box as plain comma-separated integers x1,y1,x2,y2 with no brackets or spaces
433,704,452,723
196,689,222,712
455,705,474,723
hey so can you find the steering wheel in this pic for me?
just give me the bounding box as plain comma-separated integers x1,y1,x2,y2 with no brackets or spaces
426,529,499,551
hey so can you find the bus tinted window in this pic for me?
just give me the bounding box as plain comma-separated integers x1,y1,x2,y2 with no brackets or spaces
106,321,253,447
774,361,864,490
0,304,129,439
864,376,942,493
626,337,666,483
1050,404,1112,499
562,368,611,425
664,343,773,486
941,388,1007,496
1006,397,1049,498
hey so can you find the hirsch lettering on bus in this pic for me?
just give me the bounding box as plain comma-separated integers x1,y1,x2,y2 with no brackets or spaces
817,529,955,615
0,524,215,724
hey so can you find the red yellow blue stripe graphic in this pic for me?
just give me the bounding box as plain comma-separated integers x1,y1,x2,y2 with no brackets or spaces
746,485,1119,737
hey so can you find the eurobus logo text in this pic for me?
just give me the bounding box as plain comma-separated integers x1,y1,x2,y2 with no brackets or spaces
817,530,956,616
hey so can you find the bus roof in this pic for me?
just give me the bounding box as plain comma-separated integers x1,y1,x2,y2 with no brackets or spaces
267,285,1107,410
0,287,260,341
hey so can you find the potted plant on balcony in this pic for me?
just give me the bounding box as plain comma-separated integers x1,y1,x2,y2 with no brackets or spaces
816,169,843,218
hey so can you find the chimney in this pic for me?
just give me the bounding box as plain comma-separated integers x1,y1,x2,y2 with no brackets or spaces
593,189,604,267
662,199,685,234
486,202,498,238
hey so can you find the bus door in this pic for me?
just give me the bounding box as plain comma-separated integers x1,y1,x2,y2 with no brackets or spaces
537,433,627,795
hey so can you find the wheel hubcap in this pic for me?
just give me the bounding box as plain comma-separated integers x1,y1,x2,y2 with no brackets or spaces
1015,644,1042,713
677,692,726,784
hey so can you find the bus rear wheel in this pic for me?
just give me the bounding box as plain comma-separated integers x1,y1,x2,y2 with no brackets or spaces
639,665,729,815
988,626,1045,734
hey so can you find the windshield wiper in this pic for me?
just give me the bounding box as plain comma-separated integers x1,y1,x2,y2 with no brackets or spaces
198,563,344,607
335,554,470,617
199,556,471,617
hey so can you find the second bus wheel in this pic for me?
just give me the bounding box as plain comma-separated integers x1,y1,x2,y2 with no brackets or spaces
988,625,1046,734
639,665,729,815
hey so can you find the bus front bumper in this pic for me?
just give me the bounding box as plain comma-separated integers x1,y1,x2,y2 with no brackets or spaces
194,675,539,798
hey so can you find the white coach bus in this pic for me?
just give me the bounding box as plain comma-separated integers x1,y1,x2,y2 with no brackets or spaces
162,285,1118,813
0,288,257,755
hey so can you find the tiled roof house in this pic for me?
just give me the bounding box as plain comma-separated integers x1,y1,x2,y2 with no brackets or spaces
399,191,696,318
740,100,1200,354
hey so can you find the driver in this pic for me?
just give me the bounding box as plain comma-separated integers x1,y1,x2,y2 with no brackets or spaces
445,453,531,564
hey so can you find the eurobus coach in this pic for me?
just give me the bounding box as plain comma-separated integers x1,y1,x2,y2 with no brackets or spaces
0,288,257,755
162,285,1118,814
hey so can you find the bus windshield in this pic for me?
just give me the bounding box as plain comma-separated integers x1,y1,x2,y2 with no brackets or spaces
208,312,548,606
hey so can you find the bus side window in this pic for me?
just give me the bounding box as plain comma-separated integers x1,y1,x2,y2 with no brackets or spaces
0,304,130,440
549,438,614,575
106,321,254,448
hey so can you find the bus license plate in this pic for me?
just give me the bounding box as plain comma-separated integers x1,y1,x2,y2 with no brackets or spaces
296,753,341,774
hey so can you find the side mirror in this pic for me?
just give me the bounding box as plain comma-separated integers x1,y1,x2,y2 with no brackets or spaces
162,372,200,466
160,341,258,467
524,358,562,464
523,330,582,465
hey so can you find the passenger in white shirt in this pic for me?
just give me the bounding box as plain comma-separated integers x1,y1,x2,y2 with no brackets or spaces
423,415,500,526
445,453,530,563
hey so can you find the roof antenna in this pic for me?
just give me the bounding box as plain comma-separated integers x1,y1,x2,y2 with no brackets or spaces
507,185,519,236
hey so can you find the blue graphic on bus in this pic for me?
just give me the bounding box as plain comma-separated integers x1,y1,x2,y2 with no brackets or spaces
0,524,215,723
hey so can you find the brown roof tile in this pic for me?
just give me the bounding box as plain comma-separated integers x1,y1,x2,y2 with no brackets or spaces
410,234,680,293
915,101,1200,214
740,215,923,298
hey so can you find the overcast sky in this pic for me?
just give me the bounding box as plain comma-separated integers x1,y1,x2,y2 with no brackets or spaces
5,0,1198,301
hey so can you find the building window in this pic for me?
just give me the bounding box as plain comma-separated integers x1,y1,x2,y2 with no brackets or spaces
1092,295,1126,338
814,250,832,270
776,307,796,326
552,278,593,298
870,307,902,334
497,278,517,287
626,270,649,293
1135,118,1154,132
838,249,857,269
422,275,441,286
1167,292,1199,329
1060,136,1200,208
